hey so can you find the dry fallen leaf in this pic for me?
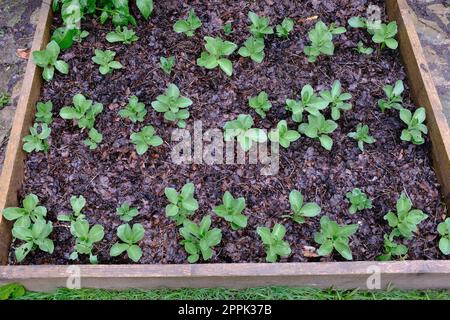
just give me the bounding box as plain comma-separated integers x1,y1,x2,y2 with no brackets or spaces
302,245,319,258
16,48,30,59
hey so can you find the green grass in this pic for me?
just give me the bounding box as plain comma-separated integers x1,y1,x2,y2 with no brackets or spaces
14,286,450,300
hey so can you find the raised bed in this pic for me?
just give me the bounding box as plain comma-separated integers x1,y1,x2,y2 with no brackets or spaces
0,0,450,291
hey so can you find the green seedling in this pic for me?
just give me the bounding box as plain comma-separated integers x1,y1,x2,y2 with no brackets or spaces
57,195,87,222
282,190,321,224
197,36,238,76
83,128,102,150
35,101,53,124
347,123,375,152
213,191,247,230
92,49,123,75
130,125,163,155
173,9,202,37
22,123,51,153
160,56,175,74
223,114,267,152
276,17,294,38
119,95,147,123
248,11,273,38
298,113,338,150
60,94,103,129
248,91,272,118
116,202,139,222
320,80,352,120
110,223,145,262
106,26,139,44
69,219,104,264
268,120,300,148
32,40,69,81
238,37,265,63
378,80,404,112
346,188,372,214
399,107,428,145
257,224,291,263
165,182,199,225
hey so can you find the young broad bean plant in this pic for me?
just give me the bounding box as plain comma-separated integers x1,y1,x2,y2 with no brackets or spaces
304,21,346,62
314,216,358,260
372,21,398,50
32,40,68,81
283,190,321,224
83,128,102,150
238,37,265,63
180,215,222,263
35,101,53,124
223,114,267,152
347,123,375,152
109,223,145,262
69,219,104,264
119,95,147,123
92,49,123,75
257,224,291,263
268,120,300,148
223,22,232,35
2,193,47,228
320,80,352,120
356,41,374,55
160,56,175,74
106,26,139,44
151,84,193,128
377,234,408,261
197,36,238,76
213,191,247,230
22,123,51,153
165,182,199,225
60,94,103,129
276,18,294,38
173,9,202,37
248,11,273,38
399,107,428,145
346,188,372,214
130,125,163,156
298,114,338,150
384,193,428,240
116,203,139,222
12,219,54,262
57,195,87,222
378,80,404,112
248,91,272,118
437,218,450,255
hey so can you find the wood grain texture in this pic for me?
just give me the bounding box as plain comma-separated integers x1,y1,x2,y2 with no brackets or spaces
0,0,448,291
1,261,450,291
0,2,52,264
386,0,450,210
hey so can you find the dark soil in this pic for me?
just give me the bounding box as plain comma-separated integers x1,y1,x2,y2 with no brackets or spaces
11,0,447,264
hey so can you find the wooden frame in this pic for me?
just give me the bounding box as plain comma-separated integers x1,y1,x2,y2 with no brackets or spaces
0,0,449,292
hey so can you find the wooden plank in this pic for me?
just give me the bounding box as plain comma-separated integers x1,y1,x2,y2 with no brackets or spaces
0,2,52,264
386,0,450,210
1,261,450,291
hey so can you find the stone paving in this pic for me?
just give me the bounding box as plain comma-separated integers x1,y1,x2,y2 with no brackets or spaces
0,1,448,173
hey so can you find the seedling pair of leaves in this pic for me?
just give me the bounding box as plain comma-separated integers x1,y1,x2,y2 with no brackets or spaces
119,95,147,123
160,56,175,74
248,12,273,38
69,219,104,264
197,36,237,76
92,49,123,75
285,84,329,123
276,18,294,38
238,37,265,63
151,84,193,128
213,191,247,230
347,123,376,152
83,128,103,150
32,40,69,81
35,101,53,124
173,9,202,37
60,94,103,129
130,125,163,155
57,195,87,222
110,223,145,262
116,202,139,222
437,218,450,255
304,21,346,62
180,215,222,263
268,120,300,148
399,107,428,145
298,113,338,151
106,26,139,44
346,188,372,214
283,190,321,224
378,80,404,112
314,216,358,260
257,224,291,263
2,193,47,229
51,27,89,50
384,193,428,240
0,92,11,109
249,91,272,118
22,123,51,153
165,182,199,225
320,80,352,120
377,233,408,261
223,114,267,152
